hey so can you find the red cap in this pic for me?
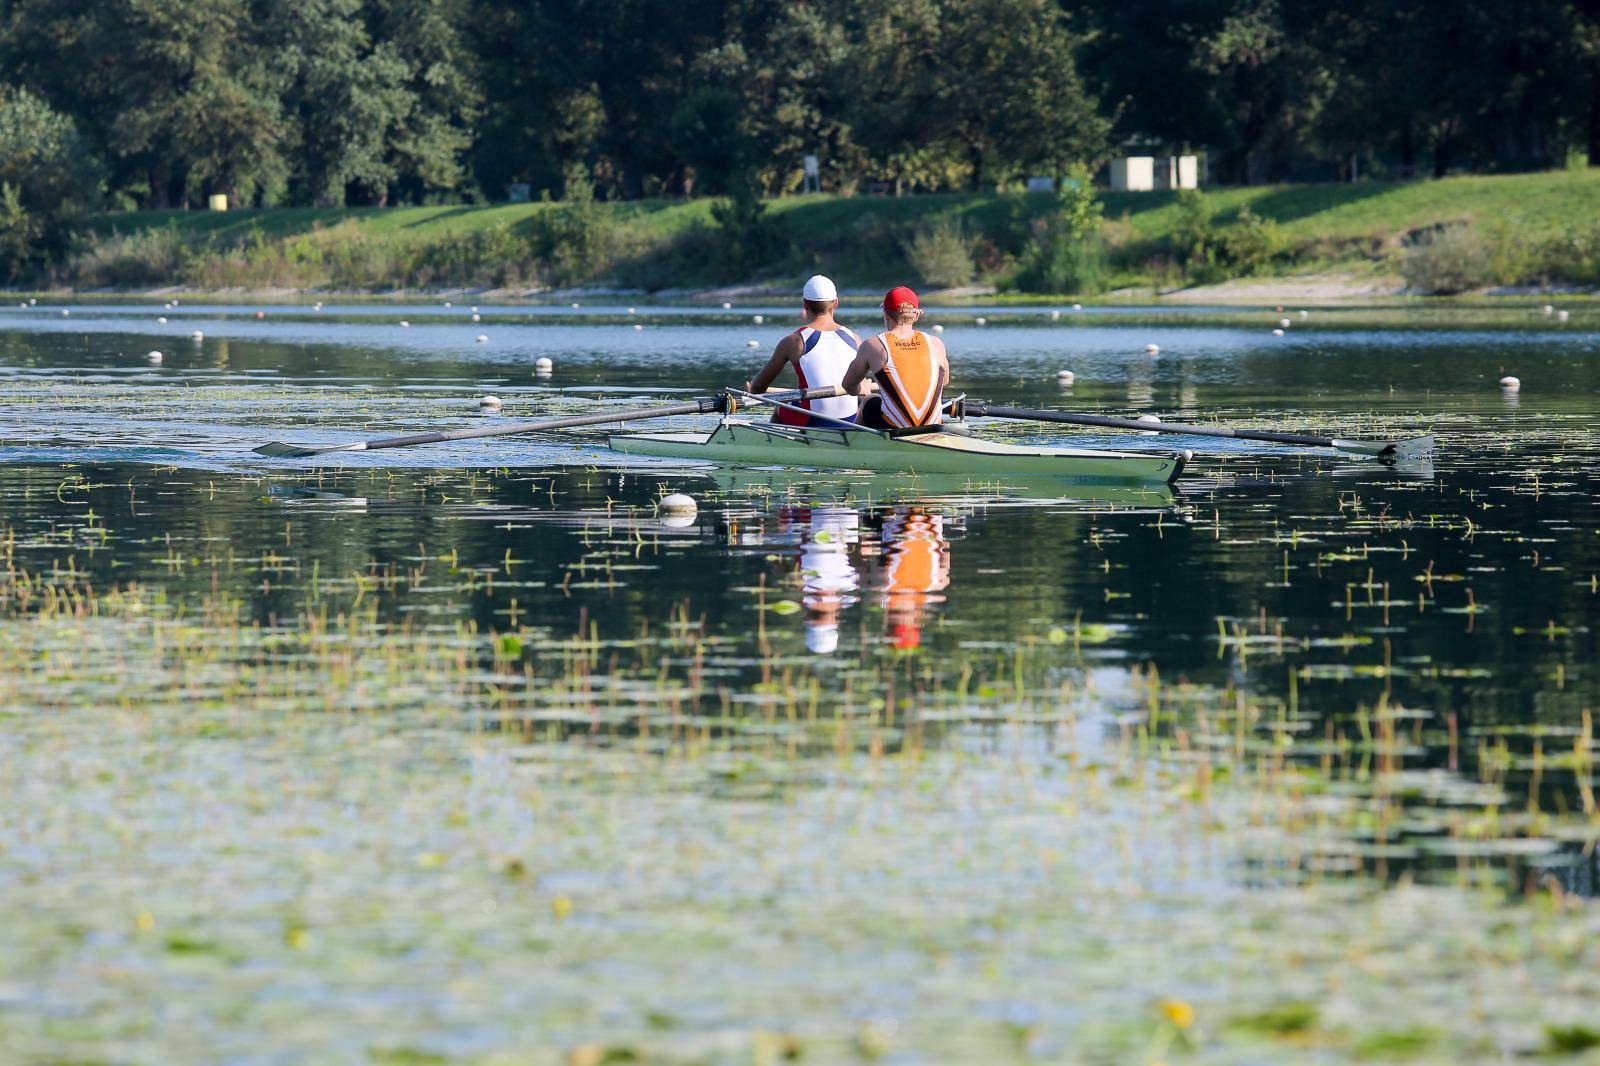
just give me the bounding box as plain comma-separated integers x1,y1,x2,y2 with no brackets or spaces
882,286,920,316
891,621,920,650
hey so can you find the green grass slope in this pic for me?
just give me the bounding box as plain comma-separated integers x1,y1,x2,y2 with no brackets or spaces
73,168,1600,292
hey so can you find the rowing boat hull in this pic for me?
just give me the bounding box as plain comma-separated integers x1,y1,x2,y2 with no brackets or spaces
608,421,1188,483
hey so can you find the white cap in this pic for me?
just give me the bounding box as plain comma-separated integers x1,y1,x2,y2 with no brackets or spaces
802,275,837,302
805,621,840,654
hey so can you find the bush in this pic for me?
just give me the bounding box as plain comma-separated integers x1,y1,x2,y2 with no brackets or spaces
528,168,622,286
903,217,978,288
1538,223,1600,287
709,177,788,282
69,226,192,288
1015,165,1107,294
1172,192,1290,284
1400,225,1495,294
1213,207,1287,277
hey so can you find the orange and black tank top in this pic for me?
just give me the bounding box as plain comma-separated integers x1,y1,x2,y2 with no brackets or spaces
875,331,945,428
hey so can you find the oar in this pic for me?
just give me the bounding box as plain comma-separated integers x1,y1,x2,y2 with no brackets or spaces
254,386,843,458
958,401,1434,460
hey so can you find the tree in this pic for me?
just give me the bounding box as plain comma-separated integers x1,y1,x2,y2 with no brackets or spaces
849,0,1109,191
0,87,101,276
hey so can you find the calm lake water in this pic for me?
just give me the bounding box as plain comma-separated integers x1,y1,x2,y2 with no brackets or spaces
2,299,1598,1062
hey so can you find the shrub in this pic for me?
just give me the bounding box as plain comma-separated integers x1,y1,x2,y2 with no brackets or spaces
1538,223,1600,287
709,177,788,282
1400,225,1495,294
69,226,193,288
1015,165,1107,294
903,217,978,288
1172,193,1290,284
1213,207,1287,277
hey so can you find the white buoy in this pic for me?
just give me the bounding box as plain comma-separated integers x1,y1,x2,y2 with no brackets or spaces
633,323,644,330
191,330,203,341
571,302,580,309
171,299,179,307
475,334,488,343
1542,304,1554,315
1278,317,1291,328
314,302,323,311
627,307,637,315
471,306,479,313
974,316,987,326
753,314,764,324
1557,309,1570,322
1137,414,1163,435
745,339,760,348
1050,309,1062,321
444,301,452,308
1272,329,1285,336
659,492,697,516
471,313,481,322
1072,303,1082,311
1145,343,1160,354
157,317,167,324
480,395,501,409
400,320,410,328
931,324,944,333
61,309,69,316
722,301,733,310
28,297,36,305
535,357,553,372
146,351,163,364
163,302,172,310
1056,370,1075,386
1500,375,1521,391
1299,309,1309,318
16,303,24,309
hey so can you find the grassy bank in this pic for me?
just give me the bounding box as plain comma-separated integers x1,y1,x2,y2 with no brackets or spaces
60,168,1600,295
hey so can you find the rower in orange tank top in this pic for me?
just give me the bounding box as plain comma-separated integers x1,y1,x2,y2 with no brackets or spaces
841,286,950,431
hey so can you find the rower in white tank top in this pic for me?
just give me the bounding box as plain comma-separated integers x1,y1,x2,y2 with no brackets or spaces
791,323,862,425
745,274,862,428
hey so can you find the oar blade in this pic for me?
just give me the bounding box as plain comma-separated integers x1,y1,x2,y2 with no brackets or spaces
254,440,359,458
1331,434,1435,460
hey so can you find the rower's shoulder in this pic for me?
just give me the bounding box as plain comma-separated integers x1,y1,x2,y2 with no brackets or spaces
922,330,947,356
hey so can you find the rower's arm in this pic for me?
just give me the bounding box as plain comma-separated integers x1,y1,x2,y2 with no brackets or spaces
841,338,886,394
747,333,799,393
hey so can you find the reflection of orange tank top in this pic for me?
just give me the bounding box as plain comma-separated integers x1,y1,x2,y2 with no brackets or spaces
881,511,949,611
876,331,944,428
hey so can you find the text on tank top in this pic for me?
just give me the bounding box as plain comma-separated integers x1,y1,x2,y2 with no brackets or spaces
875,331,944,428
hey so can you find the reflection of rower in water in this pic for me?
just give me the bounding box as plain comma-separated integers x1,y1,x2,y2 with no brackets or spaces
779,504,862,655
876,508,950,650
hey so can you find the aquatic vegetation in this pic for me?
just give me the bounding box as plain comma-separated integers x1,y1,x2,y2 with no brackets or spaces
0,305,1597,1062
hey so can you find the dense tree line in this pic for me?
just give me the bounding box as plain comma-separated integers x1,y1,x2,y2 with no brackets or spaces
2,0,1600,226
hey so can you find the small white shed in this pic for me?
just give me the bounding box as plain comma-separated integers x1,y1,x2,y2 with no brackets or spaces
1109,157,1155,192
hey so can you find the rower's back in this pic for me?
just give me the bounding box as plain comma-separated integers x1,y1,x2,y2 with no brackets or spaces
787,323,862,425
874,329,946,429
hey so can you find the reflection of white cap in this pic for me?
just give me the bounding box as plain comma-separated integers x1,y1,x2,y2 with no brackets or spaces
806,621,839,654
802,275,837,302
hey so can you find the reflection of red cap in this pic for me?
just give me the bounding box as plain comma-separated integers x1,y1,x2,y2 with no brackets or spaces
883,286,920,316
891,622,920,650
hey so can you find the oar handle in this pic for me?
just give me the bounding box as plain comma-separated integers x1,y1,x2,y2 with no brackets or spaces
960,401,1339,448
